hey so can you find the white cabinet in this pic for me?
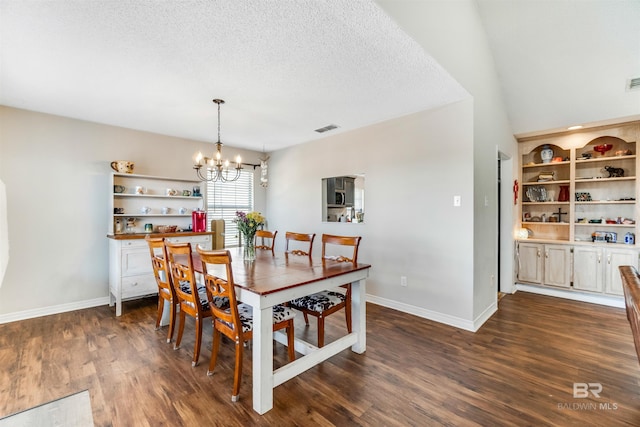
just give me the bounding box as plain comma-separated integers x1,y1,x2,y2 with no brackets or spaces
517,242,571,288
517,242,543,283
518,242,639,297
573,246,603,292
604,247,639,296
573,246,638,295
544,245,571,288
108,232,212,316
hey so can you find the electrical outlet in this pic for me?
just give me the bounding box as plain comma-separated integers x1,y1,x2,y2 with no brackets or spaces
454,195,461,207
400,276,407,287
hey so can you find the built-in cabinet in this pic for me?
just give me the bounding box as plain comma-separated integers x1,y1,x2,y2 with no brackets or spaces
516,120,640,301
517,242,571,288
517,241,638,297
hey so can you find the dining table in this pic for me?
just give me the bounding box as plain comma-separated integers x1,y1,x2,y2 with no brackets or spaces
184,246,371,414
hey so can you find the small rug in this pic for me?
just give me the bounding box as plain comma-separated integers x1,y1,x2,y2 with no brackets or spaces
0,390,94,427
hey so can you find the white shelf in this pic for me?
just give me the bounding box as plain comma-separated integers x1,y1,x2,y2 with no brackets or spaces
113,172,200,183
114,194,201,199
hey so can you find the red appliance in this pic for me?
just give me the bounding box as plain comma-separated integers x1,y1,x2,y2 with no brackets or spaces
192,209,207,232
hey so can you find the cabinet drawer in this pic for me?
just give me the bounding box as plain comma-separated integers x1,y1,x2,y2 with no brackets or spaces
121,274,157,299
121,248,153,276
166,235,211,250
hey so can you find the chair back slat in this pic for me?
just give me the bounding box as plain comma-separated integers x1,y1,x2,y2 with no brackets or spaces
321,234,361,264
255,230,277,255
146,236,174,296
285,232,316,258
165,241,202,312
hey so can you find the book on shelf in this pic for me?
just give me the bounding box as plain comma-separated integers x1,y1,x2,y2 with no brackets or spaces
537,171,555,182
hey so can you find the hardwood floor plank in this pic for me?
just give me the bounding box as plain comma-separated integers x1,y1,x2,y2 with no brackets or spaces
1,292,640,426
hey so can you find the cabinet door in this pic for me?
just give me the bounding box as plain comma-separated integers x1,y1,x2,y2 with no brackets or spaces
573,246,603,292
604,247,639,296
544,245,571,288
345,178,355,206
517,242,543,284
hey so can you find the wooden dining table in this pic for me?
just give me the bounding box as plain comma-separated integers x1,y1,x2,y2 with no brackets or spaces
185,247,371,414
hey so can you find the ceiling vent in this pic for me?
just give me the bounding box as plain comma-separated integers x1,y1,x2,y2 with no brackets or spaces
628,77,640,91
314,124,339,133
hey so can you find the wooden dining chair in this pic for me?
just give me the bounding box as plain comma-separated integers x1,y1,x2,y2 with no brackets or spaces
289,234,361,347
145,236,178,343
284,231,315,258
165,241,221,367
197,247,296,402
255,229,277,255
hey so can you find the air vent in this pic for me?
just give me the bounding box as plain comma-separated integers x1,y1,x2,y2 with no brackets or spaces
628,77,640,91
314,124,339,133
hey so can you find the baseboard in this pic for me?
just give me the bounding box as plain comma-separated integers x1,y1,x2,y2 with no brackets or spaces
366,294,478,332
515,283,625,308
0,297,110,325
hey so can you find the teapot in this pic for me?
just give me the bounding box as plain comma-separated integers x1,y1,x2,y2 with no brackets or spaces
110,160,135,174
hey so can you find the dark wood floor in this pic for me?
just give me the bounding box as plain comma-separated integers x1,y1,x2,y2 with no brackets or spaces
1,292,640,426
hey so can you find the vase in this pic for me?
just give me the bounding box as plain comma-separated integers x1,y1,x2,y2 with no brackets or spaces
540,145,554,164
558,185,570,202
243,231,256,261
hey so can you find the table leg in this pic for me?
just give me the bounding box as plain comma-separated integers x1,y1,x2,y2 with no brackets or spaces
351,279,366,353
252,305,274,414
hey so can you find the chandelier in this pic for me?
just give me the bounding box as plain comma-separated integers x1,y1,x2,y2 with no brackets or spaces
193,99,242,182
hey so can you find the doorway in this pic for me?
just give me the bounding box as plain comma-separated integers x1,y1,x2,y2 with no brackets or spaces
498,151,515,294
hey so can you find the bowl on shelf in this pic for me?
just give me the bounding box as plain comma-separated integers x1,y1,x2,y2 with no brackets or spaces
156,225,178,233
593,144,613,156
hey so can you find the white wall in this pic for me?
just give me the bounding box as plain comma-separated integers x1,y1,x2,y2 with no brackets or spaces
377,0,518,324
0,106,264,320
267,100,478,328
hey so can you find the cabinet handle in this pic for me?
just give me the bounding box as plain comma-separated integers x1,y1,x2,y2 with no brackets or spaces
607,254,611,265
537,250,541,258
545,251,548,259
131,282,138,287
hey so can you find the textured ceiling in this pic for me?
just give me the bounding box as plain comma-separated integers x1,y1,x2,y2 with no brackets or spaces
2,1,638,150
477,0,640,136
0,0,468,152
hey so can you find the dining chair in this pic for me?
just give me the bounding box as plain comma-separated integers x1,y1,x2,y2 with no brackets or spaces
196,247,296,402
145,236,178,343
284,231,315,258
289,234,361,347
165,241,226,367
255,229,277,255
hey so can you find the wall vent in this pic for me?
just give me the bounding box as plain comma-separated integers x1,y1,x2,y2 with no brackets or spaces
314,124,339,133
628,77,640,91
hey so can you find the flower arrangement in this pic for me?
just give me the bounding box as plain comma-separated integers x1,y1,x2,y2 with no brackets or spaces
234,211,265,236
234,211,265,260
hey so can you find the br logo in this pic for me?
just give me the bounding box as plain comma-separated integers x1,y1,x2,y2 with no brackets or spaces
573,383,602,398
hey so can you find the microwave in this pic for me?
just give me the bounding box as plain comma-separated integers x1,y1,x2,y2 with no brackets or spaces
335,191,345,205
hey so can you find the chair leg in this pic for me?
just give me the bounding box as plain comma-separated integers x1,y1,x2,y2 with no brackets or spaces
286,320,296,361
317,315,325,348
208,328,221,375
192,315,203,367
303,312,310,326
345,301,352,334
174,310,186,350
155,297,164,330
232,338,244,402
166,302,176,343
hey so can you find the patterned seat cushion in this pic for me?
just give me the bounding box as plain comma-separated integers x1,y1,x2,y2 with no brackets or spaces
218,304,295,333
178,280,229,311
290,290,345,313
